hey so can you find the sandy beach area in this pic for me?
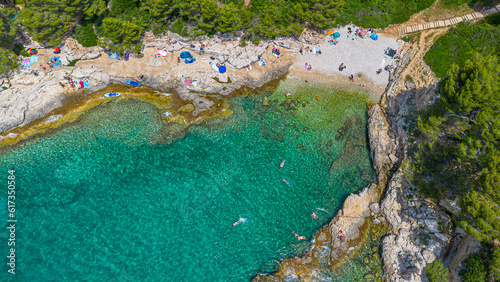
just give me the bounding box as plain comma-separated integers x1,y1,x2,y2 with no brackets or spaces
289,25,401,100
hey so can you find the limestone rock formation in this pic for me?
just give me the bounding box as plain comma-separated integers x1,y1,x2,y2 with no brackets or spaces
380,170,452,281
367,104,396,186
329,183,380,260
143,31,269,70
61,38,102,62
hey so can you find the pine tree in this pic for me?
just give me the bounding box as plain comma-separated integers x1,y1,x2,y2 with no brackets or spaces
19,7,71,46
217,3,242,34
426,260,449,282
0,7,18,45
141,0,175,21
102,17,143,44
198,0,218,34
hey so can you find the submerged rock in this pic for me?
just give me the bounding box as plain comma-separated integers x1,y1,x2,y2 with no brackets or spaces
262,96,269,106
178,103,195,112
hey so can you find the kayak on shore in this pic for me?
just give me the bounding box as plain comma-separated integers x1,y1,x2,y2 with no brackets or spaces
125,80,141,87
104,92,121,98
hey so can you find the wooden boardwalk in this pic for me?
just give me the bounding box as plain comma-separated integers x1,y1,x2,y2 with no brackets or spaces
398,5,500,37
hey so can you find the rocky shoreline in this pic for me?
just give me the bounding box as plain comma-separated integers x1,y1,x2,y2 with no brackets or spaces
253,30,481,281
0,28,479,281
0,34,285,131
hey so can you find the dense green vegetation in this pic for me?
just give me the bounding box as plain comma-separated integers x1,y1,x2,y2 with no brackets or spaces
2,0,445,52
426,260,449,282
412,54,499,244
424,17,500,77
414,18,500,275
0,7,18,45
336,0,434,28
460,250,500,281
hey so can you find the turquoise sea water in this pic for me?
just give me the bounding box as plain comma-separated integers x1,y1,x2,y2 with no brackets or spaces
0,81,374,281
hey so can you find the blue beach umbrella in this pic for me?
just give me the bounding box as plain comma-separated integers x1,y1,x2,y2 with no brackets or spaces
370,33,378,40
180,51,192,59
219,66,226,73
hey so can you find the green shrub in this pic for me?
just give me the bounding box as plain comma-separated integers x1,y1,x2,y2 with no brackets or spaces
72,24,98,47
0,47,19,74
462,254,487,281
491,247,500,278
68,59,79,67
484,13,500,26
12,44,30,57
426,260,449,282
170,20,184,35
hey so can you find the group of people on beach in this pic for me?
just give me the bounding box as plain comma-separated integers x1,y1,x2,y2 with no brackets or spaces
299,46,322,55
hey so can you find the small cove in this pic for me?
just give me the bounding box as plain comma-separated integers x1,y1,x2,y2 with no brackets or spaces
0,79,375,281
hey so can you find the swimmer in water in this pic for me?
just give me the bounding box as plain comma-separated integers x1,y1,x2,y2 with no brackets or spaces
280,178,290,185
142,110,146,113
232,218,246,226
280,160,285,168
286,93,292,96
292,231,306,241
311,212,318,219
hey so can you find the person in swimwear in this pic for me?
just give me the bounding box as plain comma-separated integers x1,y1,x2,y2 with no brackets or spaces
233,218,245,226
311,212,318,219
292,231,306,241
337,230,344,241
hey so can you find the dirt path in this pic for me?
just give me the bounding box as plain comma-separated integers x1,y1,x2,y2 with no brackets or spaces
398,28,448,89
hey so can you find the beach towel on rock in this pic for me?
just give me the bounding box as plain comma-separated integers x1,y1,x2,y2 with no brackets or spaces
30,55,39,63
84,81,89,88
23,59,31,67
79,81,84,88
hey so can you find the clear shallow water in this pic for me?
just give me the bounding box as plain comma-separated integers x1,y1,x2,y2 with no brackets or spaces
0,81,374,281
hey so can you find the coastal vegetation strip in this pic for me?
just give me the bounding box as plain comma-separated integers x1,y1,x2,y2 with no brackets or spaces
406,16,500,278
0,0,449,75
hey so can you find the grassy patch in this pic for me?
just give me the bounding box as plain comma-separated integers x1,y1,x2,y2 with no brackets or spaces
402,32,421,43
68,59,79,67
336,0,434,29
424,21,500,77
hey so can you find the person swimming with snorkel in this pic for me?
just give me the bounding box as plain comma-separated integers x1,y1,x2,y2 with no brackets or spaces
232,217,246,226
